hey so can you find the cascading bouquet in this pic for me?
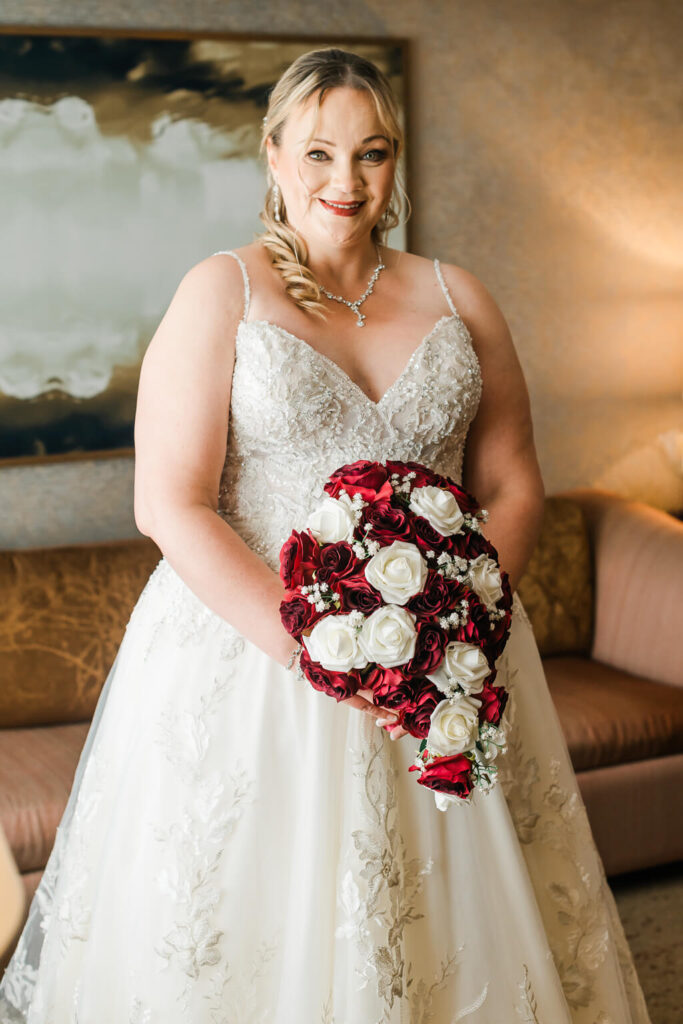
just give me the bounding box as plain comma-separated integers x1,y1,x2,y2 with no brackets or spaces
278,460,513,810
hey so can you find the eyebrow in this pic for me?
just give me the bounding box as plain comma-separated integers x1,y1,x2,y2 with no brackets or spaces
304,134,390,146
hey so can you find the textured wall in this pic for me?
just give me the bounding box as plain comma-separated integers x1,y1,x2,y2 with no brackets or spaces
1,0,681,548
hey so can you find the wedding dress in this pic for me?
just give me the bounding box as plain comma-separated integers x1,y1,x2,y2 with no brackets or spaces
0,250,652,1024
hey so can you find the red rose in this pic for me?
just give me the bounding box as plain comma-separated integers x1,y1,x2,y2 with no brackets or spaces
280,529,321,589
413,753,473,798
407,569,453,617
487,572,513,661
336,572,383,614
405,621,448,674
385,460,440,488
315,541,360,585
324,461,394,503
361,498,414,544
454,581,512,664
401,685,442,738
412,514,452,555
365,665,414,711
478,677,509,726
279,592,322,638
453,592,494,647
461,531,498,561
298,645,361,702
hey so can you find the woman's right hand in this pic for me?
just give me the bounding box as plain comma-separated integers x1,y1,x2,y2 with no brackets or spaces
341,687,408,740
296,631,407,739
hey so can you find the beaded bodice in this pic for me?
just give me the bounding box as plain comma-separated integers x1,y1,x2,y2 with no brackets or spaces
214,251,483,573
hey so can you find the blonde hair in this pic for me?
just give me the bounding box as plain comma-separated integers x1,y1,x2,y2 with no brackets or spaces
257,47,410,319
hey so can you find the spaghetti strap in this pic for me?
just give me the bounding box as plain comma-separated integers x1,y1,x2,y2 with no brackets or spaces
433,257,461,319
212,249,251,323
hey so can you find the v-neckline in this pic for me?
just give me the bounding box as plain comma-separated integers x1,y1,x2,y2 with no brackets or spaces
238,313,458,408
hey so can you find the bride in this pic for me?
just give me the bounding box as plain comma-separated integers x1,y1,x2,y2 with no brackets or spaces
0,47,651,1023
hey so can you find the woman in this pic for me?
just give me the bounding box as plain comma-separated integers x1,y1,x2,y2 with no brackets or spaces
0,48,651,1023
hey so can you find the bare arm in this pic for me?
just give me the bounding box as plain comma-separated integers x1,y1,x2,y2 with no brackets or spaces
134,254,401,732
443,264,545,593
133,254,298,668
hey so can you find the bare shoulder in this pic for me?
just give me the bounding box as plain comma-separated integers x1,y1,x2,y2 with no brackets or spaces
183,248,248,317
143,249,247,365
435,259,513,352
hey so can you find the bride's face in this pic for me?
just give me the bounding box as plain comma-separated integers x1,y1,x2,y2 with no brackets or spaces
266,86,396,249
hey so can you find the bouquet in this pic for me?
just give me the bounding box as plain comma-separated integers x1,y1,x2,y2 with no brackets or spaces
278,460,513,810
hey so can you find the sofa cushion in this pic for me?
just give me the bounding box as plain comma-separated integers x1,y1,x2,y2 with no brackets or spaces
516,497,593,657
545,655,683,771
0,537,161,728
0,721,90,872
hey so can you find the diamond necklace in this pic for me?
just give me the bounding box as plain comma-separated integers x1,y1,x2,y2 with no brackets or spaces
317,244,386,327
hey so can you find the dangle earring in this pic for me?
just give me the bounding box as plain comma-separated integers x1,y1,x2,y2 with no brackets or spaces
272,182,282,222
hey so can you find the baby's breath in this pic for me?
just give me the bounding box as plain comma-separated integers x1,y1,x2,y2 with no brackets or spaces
435,551,469,582
303,578,341,610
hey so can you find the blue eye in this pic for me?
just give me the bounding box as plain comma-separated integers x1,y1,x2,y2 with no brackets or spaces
363,149,388,160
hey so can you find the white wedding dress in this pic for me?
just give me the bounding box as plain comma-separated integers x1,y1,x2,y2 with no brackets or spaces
0,251,651,1024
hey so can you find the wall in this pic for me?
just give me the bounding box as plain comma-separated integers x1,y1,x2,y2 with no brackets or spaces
1,0,681,548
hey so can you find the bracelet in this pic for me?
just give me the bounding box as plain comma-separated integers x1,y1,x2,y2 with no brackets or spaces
286,642,302,671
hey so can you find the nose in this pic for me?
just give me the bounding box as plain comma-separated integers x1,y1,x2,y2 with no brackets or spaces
329,156,365,195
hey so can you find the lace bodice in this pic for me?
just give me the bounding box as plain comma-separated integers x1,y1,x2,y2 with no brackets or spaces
215,250,483,573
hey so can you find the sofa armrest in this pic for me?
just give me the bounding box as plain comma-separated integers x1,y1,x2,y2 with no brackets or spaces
560,488,683,688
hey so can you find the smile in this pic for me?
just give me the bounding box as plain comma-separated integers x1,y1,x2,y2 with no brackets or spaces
319,198,366,216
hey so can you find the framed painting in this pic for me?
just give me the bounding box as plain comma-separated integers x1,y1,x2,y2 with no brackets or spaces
0,27,409,465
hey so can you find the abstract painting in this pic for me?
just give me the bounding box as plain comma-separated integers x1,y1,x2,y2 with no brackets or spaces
0,28,407,464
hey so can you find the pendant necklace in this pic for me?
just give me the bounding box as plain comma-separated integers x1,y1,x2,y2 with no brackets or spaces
317,244,385,327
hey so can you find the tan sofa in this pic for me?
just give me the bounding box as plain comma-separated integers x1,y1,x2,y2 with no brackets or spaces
0,489,681,932
516,488,683,876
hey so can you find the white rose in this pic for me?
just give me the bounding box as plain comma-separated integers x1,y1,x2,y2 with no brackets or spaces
434,791,462,812
358,604,417,668
427,695,482,756
364,540,428,605
426,640,490,696
305,494,356,545
408,485,465,536
302,614,368,673
468,554,503,609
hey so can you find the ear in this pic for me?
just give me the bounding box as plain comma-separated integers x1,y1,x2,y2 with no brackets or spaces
265,136,279,182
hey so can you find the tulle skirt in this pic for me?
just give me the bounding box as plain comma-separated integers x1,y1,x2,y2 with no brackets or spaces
0,557,651,1023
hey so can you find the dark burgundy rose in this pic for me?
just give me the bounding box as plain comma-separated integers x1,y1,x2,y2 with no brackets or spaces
336,572,383,614
315,542,360,585
324,461,393,503
443,531,470,560
461,530,499,561
280,529,321,589
454,576,513,663
407,569,453,617
385,460,441,489
486,571,513,661
401,684,442,738
405,621,448,675
279,592,323,638
298,645,361,702
361,498,414,544
365,666,414,711
412,514,453,555
411,754,473,798
452,592,495,650
478,678,509,726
